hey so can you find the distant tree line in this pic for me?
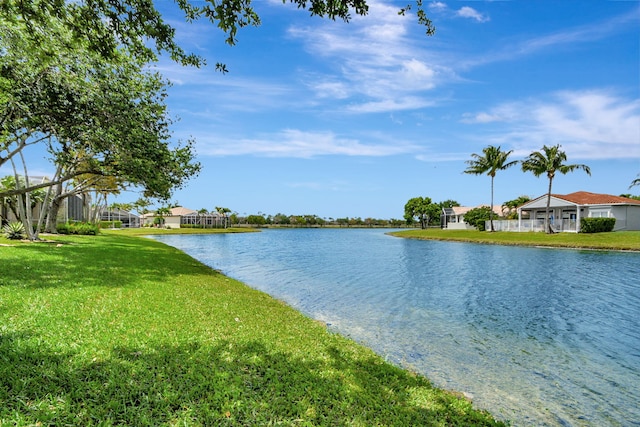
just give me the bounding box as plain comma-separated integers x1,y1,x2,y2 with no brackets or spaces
226,213,408,228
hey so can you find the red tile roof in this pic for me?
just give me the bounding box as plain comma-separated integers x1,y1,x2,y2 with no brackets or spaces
553,191,640,205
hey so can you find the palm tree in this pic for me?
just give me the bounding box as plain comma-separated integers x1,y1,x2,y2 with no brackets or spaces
215,206,231,228
630,174,640,189
155,206,171,227
501,195,531,219
521,144,591,233
464,145,517,231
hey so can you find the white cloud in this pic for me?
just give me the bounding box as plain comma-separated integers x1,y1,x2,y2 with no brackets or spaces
196,129,422,158
426,2,490,23
461,112,506,124
461,102,524,124
456,7,490,23
287,2,450,113
309,79,351,99
346,97,436,113
465,90,640,159
523,8,637,54
465,8,639,67
401,58,437,87
428,2,448,12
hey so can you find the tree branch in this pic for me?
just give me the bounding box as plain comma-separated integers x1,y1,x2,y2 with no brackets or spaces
0,168,105,198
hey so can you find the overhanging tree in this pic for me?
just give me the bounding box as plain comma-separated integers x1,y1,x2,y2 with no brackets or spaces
0,16,201,232
43,173,124,233
3,0,435,71
2,0,435,236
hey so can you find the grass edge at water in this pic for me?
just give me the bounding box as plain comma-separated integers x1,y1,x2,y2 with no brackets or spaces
0,231,505,426
389,229,640,251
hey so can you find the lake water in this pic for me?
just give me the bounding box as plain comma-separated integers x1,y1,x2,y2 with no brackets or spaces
149,228,640,426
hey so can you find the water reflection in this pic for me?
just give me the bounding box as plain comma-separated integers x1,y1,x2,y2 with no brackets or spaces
150,229,640,426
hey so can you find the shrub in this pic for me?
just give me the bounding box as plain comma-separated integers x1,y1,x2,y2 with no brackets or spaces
3,221,25,240
75,222,100,235
580,217,616,233
464,206,494,231
56,223,70,234
99,220,122,228
57,222,100,235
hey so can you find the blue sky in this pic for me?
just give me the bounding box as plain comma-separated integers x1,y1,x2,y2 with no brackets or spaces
14,0,640,219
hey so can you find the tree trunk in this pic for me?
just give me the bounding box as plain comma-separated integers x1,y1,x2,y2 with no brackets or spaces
45,183,64,233
8,204,20,222
11,155,36,240
35,179,55,235
489,175,495,232
45,194,64,233
545,176,555,234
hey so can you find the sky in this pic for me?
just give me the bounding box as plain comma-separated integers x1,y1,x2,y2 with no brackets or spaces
12,0,640,219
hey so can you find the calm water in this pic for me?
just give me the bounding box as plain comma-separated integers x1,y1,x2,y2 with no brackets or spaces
149,229,640,426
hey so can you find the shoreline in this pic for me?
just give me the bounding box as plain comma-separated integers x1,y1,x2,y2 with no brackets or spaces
387,229,640,252
0,231,506,426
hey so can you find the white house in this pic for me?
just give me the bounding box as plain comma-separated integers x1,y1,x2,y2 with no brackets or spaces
142,207,226,228
442,205,503,230
141,207,196,228
508,191,640,232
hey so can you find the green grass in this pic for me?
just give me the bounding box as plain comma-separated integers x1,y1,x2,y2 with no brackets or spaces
0,232,504,426
0,226,255,246
389,229,640,251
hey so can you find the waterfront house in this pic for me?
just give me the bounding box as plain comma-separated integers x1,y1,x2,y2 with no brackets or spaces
100,207,140,228
491,191,640,232
442,205,503,230
142,207,226,228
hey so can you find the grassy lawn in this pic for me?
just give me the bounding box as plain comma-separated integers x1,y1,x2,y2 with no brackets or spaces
389,229,640,251
0,231,504,426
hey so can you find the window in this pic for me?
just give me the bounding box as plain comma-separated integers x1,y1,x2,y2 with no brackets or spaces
590,209,610,218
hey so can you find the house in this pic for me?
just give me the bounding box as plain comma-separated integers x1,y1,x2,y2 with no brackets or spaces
142,207,226,228
442,205,503,230
1,196,86,225
141,206,196,228
100,207,140,228
511,191,640,232
166,206,197,229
